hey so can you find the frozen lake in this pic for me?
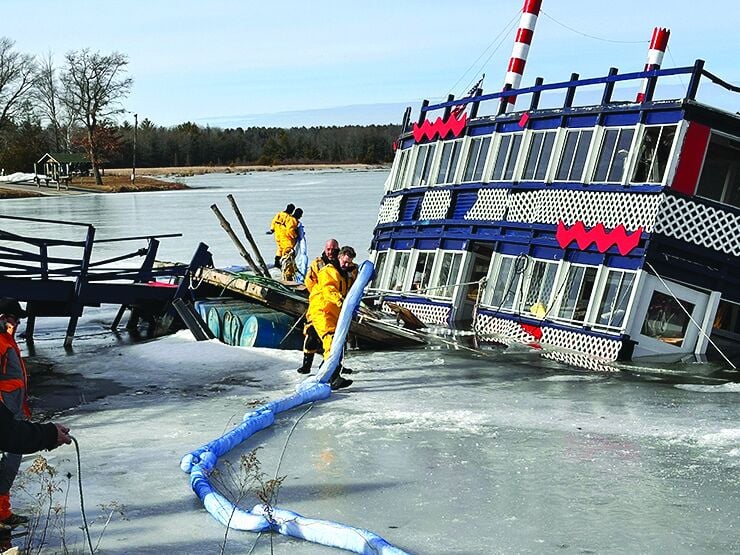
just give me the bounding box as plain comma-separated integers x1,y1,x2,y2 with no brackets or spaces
2,169,739,553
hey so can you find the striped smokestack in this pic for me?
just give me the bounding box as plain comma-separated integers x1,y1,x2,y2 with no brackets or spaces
501,0,542,113
636,27,670,102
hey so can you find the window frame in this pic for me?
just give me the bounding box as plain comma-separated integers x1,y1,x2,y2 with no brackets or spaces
434,139,464,185
521,130,558,182
629,124,678,185
554,128,595,182
460,135,493,183
591,126,637,184
490,133,524,181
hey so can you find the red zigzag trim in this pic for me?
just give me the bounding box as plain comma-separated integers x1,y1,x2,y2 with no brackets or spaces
412,112,467,142
556,220,643,256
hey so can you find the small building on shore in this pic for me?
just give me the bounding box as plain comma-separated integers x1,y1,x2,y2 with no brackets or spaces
34,152,91,183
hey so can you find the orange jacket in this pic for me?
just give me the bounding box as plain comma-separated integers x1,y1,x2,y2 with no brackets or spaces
0,326,30,418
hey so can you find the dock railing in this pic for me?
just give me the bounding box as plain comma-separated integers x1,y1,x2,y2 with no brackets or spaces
0,214,210,346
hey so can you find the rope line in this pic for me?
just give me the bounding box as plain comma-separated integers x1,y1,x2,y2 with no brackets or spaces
448,8,521,96
70,435,95,555
540,10,648,44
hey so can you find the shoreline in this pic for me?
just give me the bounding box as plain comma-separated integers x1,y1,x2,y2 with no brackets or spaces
105,162,388,177
0,163,388,199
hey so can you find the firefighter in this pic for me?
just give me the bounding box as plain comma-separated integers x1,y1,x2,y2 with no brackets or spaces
267,203,295,268
305,247,357,390
304,238,340,292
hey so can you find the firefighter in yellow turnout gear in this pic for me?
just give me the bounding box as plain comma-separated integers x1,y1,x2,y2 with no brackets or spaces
268,203,295,268
304,246,357,390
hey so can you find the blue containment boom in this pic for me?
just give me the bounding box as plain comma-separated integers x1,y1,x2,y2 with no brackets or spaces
181,260,408,554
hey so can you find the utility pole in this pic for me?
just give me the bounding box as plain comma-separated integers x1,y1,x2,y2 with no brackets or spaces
132,113,138,184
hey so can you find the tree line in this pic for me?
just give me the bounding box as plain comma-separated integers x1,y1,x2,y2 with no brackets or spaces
0,38,400,181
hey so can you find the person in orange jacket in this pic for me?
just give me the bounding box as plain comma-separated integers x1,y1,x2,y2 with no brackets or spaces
305,247,357,390
0,298,35,532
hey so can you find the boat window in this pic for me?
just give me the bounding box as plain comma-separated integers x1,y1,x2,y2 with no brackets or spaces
411,144,436,187
592,269,636,330
391,149,412,191
430,252,463,299
696,135,740,208
435,140,463,185
555,129,593,181
370,251,388,289
411,251,435,292
713,299,740,336
491,134,523,181
555,265,597,323
631,125,676,183
461,136,492,183
484,255,524,311
522,259,558,317
593,128,635,183
387,251,410,291
640,290,695,347
522,131,557,181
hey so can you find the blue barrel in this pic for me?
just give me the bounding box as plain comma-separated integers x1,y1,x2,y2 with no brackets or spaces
222,305,274,346
195,298,246,319
203,300,257,341
239,313,302,350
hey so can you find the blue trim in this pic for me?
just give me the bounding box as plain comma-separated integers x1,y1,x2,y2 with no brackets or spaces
530,117,561,130
603,112,640,126
469,126,493,137
644,110,682,124
564,115,599,128
380,296,452,310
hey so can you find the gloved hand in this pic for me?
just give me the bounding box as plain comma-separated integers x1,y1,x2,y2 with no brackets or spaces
266,230,274,235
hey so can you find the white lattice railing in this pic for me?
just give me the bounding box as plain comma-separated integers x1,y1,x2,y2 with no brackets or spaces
418,189,452,220
377,195,402,224
654,195,740,257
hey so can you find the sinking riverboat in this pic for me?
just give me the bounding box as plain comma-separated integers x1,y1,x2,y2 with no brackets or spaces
368,1,739,369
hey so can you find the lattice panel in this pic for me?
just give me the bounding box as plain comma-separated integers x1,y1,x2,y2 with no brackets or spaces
653,196,740,256
418,189,452,220
507,190,662,232
383,301,451,326
541,351,619,372
464,188,509,221
541,326,622,361
474,313,623,363
377,195,402,224
474,314,539,343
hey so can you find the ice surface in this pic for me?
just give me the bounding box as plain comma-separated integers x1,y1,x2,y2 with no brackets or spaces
5,170,740,553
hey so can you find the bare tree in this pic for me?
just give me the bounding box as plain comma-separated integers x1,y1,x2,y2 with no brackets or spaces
34,52,78,152
0,37,37,132
61,49,132,184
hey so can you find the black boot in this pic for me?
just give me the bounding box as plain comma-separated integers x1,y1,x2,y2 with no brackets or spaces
274,256,281,268
297,353,313,374
339,364,353,374
329,365,352,390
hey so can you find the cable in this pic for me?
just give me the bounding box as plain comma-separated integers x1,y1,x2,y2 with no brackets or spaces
447,9,521,96
540,10,648,44
70,435,95,555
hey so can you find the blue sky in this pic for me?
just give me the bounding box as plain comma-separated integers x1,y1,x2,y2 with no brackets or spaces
3,0,738,128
